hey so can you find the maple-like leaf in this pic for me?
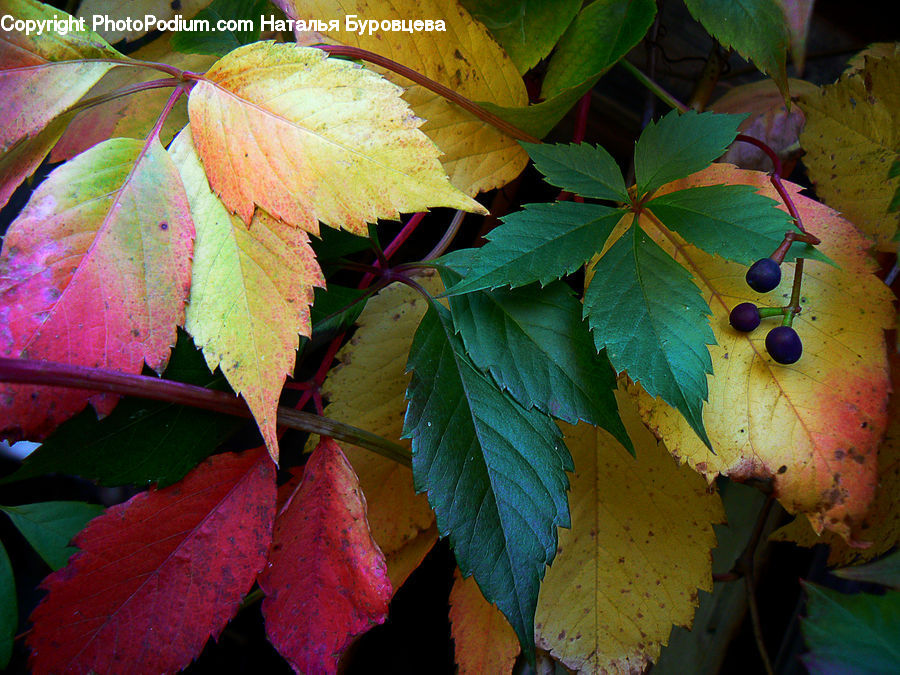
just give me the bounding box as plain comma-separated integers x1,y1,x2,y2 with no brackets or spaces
771,350,900,565
405,301,572,656
170,128,324,461
629,164,894,544
449,569,520,674
799,51,900,249
51,34,216,163
260,438,392,674
188,41,485,234
0,138,194,442
0,0,120,154
27,448,275,674
281,0,530,196
76,0,213,42
535,393,723,674
315,275,443,588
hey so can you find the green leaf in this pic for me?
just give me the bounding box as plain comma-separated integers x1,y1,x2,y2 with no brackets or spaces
584,223,714,447
802,583,900,674
438,258,632,451
0,501,104,570
833,551,900,590
646,184,828,265
542,0,657,100
404,302,572,658
481,80,595,139
521,142,628,202
0,541,14,669
2,331,245,488
310,225,373,262
634,109,745,197
170,0,270,56
683,0,789,100
459,0,582,73
889,158,900,213
440,202,625,295
310,284,369,338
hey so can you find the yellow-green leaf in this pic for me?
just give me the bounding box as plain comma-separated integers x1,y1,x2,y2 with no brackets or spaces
77,0,213,42
629,164,893,545
800,51,900,249
188,42,486,234
314,274,445,588
169,128,324,463
282,0,530,197
535,392,723,673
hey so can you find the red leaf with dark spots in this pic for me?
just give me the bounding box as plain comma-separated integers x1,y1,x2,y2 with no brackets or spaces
260,438,392,674
27,448,275,675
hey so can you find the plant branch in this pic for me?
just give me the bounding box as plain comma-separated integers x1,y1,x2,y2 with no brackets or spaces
68,78,181,115
312,44,540,143
0,358,410,467
619,59,688,113
424,210,466,260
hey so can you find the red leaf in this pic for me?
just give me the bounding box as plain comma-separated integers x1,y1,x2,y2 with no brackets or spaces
260,438,392,674
27,448,275,674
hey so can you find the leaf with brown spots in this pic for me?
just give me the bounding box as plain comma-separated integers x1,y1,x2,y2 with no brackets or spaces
259,438,392,674
628,164,894,545
534,392,723,673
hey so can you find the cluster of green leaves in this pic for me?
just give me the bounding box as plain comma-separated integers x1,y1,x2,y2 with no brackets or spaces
401,109,825,651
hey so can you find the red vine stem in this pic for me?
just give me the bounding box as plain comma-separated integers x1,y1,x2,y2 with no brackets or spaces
312,44,540,144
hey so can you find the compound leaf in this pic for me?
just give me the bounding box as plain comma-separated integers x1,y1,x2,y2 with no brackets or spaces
441,202,625,295
0,501,103,570
585,222,714,448
260,438,392,674
521,141,628,202
404,302,572,657
188,42,486,234
27,449,275,674
0,138,194,442
634,109,745,197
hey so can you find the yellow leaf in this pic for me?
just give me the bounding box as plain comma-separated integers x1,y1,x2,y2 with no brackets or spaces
844,42,900,75
771,350,900,565
449,569,520,674
77,0,213,42
169,128,324,463
315,274,445,588
535,393,723,674
629,164,894,545
188,42,486,234
51,34,216,162
799,51,900,249
282,0,530,196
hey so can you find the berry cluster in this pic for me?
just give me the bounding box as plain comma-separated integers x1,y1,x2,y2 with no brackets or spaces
729,254,803,365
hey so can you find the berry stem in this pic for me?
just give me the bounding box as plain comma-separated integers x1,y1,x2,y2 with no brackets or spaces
757,307,786,319
788,258,805,316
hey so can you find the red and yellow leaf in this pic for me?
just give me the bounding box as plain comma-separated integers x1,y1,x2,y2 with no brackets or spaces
449,569,520,674
281,0,530,197
188,41,486,233
0,0,120,154
27,448,275,674
629,164,893,544
260,438,392,674
315,274,444,588
535,394,723,674
170,128,324,461
0,138,193,441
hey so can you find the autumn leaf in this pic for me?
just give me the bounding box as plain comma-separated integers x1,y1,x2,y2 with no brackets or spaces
628,164,894,544
27,448,275,674
260,438,392,674
799,51,900,249
170,128,324,461
771,349,900,565
316,275,443,588
280,0,530,196
0,111,71,210
0,0,120,154
535,393,723,673
188,41,486,234
50,33,216,163
76,0,213,42
449,569,520,674
776,0,814,74
0,138,194,442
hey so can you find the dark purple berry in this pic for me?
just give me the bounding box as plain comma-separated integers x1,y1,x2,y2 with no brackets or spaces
729,303,761,332
765,326,803,364
746,258,782,293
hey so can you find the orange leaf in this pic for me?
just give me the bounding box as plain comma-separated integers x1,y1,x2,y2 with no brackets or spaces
449,569,520,674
